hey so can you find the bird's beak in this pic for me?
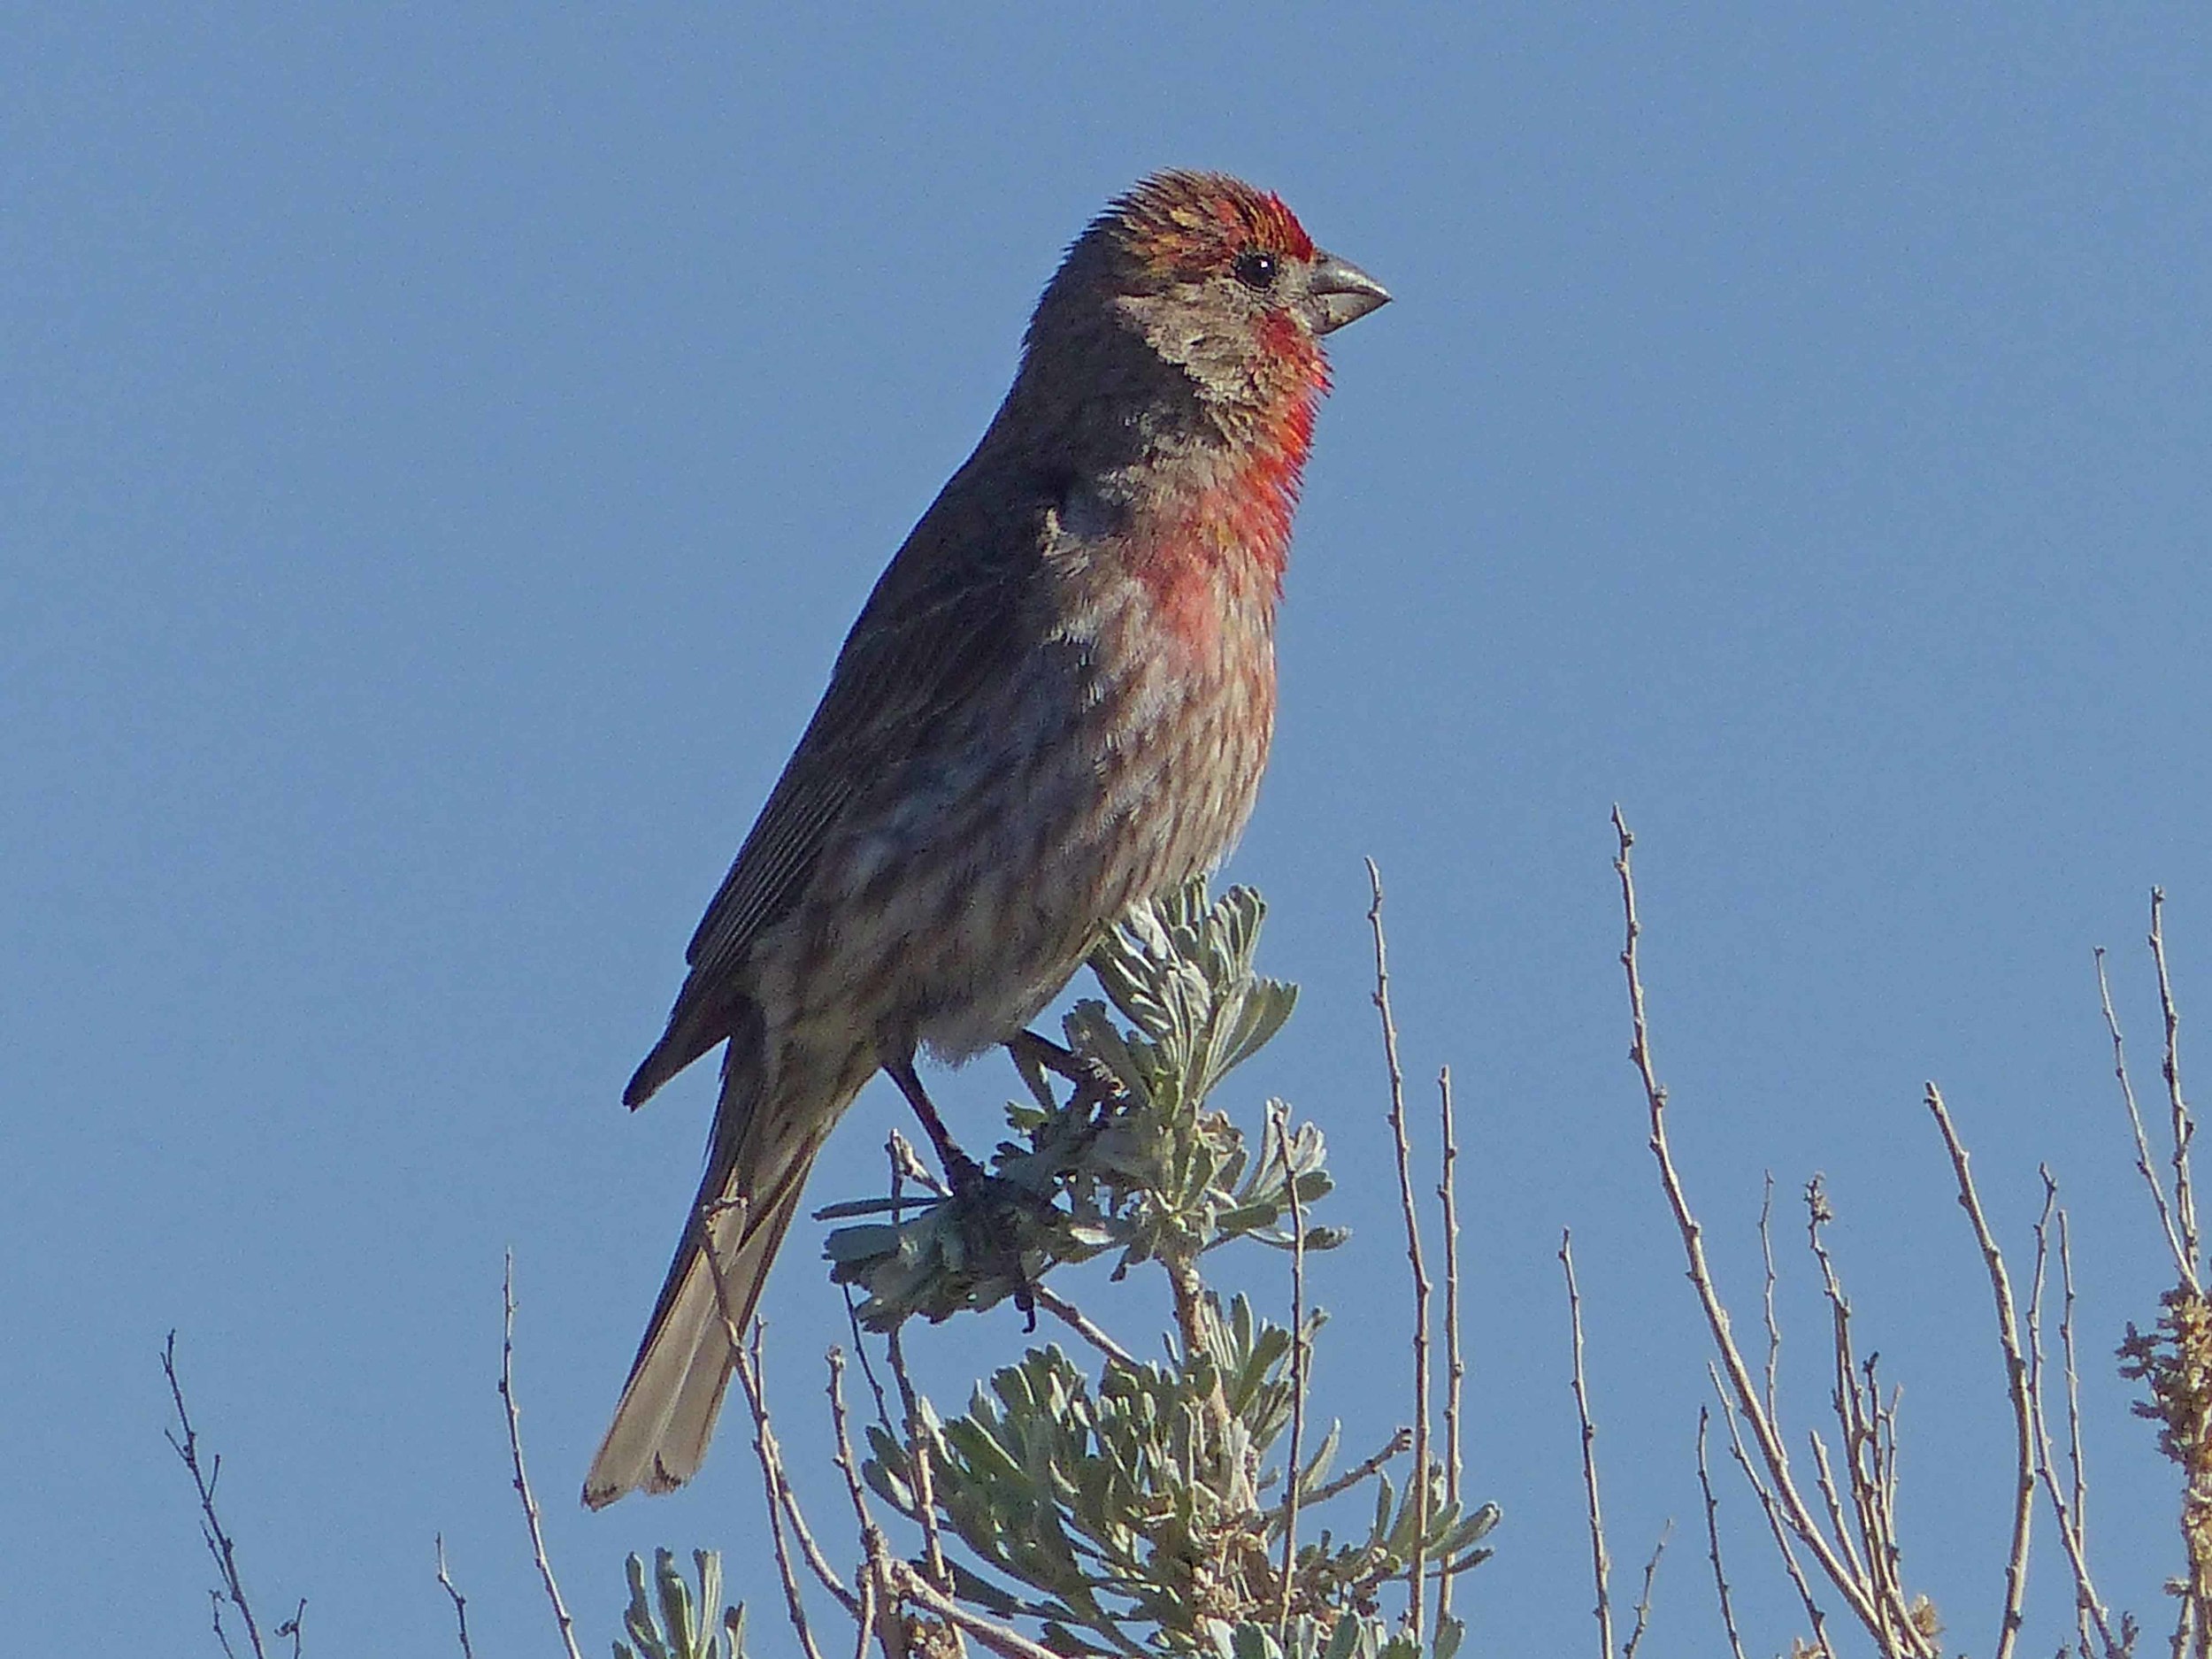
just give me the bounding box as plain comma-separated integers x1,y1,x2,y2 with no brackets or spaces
1307,252,1392,334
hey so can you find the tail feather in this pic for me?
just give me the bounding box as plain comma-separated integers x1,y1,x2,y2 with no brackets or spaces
581,1178,805,1505
584,1035,856,1509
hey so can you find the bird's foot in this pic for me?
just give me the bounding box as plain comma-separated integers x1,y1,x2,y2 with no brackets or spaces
938,1148,1060,1331
1008,1028,1128,1113
884,1048,1061,1328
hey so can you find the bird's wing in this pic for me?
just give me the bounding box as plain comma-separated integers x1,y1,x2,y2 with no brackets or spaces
628,485,1038,1102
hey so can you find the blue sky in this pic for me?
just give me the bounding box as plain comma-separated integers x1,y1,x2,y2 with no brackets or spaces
6,8,2209,1654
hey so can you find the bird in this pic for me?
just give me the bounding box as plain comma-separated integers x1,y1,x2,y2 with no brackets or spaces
584,169,1388,1508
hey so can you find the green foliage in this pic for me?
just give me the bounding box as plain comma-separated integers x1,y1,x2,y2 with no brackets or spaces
824,883,1343,1331
867,1324,1285,1647
634,879,1494,1657
848,881,1494,1654
1206,1612,1464,1659
1063,884,1343,1270
612,1549,747,1659
2120,1285,2212,1471
864,1321,1496,1655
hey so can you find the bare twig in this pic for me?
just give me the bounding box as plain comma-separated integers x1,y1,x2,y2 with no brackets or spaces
1869,1373,1909,1640
1561,1231,1614,1659
881,1139,953,1596
1804,1431,1866,1605
1759,1174,1783,1425
1697,1409,1750,1659
890,1561,1064,1659
1274,1099,1310,1638
1366,857,1432,1640
162,1333,274,1659
2152,891,2203,1278
2028,1171,2123,1657
885,1323,951,1596
1712,1380,1831,1656
731,1326,837,1659
1801,1181,1878,1605
435,1535,476,1659
2130,897,2212,1657
692,1198,858,1629
885,1128,946,1197
1610,809,1886,1641
1623,1519,1673,1659
2101,946,2194,1290
1273,1428,1414,1517
842,1285,895,1433
1437,1066,1466,1632
500,1256,585,1659
2057,1205,2090,1548
851,1571,879,1659
208,1589,237,1659
1924,1085,2034,1659
827,1350,887,1659
826,1352,875,1532
1031,1283,1137,1369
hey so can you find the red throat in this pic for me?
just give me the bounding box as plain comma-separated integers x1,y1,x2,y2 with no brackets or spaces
1134,383,1320,652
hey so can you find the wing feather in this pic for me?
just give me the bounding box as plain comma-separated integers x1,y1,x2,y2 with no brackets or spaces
627,476,1041,1102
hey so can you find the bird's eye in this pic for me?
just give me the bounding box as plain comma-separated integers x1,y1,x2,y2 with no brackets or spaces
1233,249,1279,290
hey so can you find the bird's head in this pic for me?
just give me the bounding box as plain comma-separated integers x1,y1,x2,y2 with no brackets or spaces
1024,170,1389,437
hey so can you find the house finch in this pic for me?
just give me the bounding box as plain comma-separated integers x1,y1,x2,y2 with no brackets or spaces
585,169,1388,1508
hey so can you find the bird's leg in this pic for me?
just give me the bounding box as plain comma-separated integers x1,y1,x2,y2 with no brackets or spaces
1007,1027,1079,1079
1007,1027,1126,1110
883,1052,985,1188
883,1049,1043,1331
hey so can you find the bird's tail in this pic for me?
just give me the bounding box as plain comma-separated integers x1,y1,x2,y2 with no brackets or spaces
582,1041,853,1509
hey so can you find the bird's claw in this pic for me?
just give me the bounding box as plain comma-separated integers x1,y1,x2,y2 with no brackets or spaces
940,1153,1057,1325
1010,1028,1130,1115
